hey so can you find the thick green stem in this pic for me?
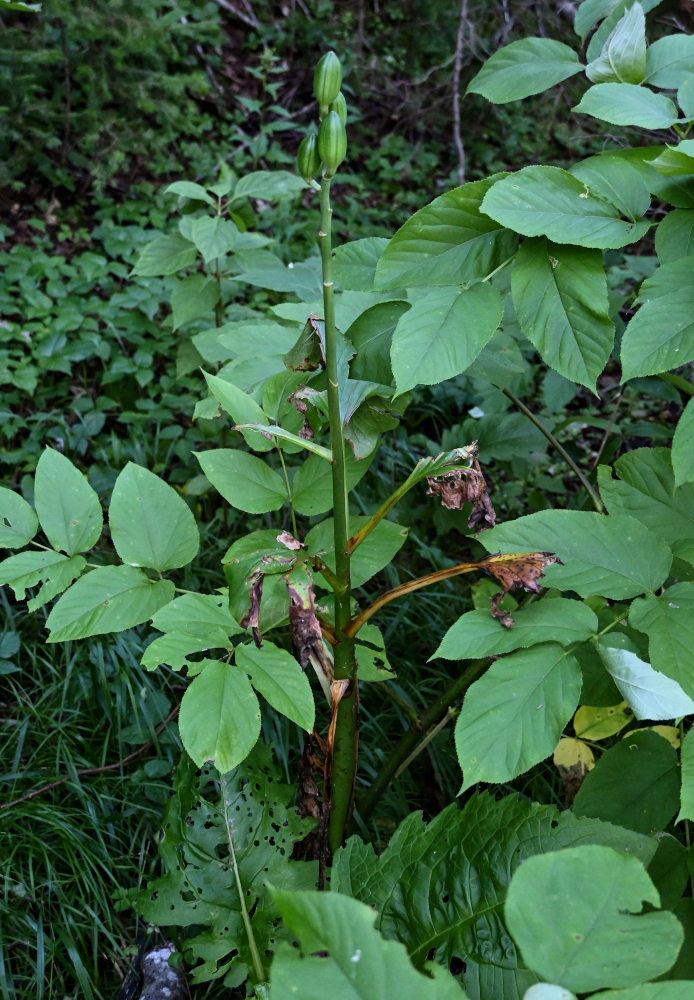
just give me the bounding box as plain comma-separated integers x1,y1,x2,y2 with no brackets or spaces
358,659,487,823
319,175,357,853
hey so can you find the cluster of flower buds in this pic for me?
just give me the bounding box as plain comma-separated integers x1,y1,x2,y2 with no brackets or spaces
297,51,348,183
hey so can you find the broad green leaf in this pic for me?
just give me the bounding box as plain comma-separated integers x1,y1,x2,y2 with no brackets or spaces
333,793,655,998
178,659,261,772
574,730,680,835
655,209,694,263
592,986,694,1000
584,0,665,59
236,641,314,731
34,448,102,554
203,371,271,452
481,166,650,249
141,631,229,672
132,233,197,276
678,77,694,118
673,396,694,486
467,37,583,103
164,180,215,205
171,274,219,330
236,424,333,461
678,727,694,823
433,599,597,661
0,549,85,611
585,2,646,84
570,153,651,221
574,0,664,42
0,488,38,548
333,237,390,291
511,238,614,390
391,283,503,393
598,448,694,563
629,583,694,698
109,463,199,572
347,300,410,384
480,510,672,599
355,624,395,682
459,410,547,462
292,450,372,517
233,169,305,201
645,34,694,89
195,449,287,514
234,249,321,299
46,565,174,642
524,988,576,1000
574,83,680,129
306,516,408,588
621,256,694,380
375,177,518,290
505,844,682,992
595,635,694,720
270,889,466,1000
456,643,582,790
151,592,243,638
190,216,240,262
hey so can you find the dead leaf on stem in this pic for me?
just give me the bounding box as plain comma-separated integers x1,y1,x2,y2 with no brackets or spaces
483,551,561,628
283,563,323,669
240,569,264,647
426,445,496,532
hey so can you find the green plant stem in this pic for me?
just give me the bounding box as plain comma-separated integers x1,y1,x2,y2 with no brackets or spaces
500,386,604,513
393,706,458,780
319,174,357,853
659,372,694,397
358,659,487,822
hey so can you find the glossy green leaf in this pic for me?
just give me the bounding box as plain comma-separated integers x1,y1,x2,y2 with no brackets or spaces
132,233,197,276
151,592,243,638
236,641,314,731
196,449,287,514
34,448,102,554
233,169,305,201
270,889,466,1000
621,256,694,380
678,727,694,823
306,516,408,588
333,237,390,290
375,177,518,290
347,300,410,384
595,635,694,719
391,282,503,393
570,153,651,222
481,166,649,249
456,643,582,790
505,844,682,991
512,238,614,389
645,34,694,89
574,83,680,129
574,730,681,835
673,397,694,486
46,565,174,642
171,274,219,329
655,209,694,263
585,2,646,84
333,793,654,998
480,510,672,599
433,598,597,661
467,37,583,103
0,488,38,549
178,659,261,773
109,463,199,571
203,370,272,452
292,450,372,517
629,583,694,698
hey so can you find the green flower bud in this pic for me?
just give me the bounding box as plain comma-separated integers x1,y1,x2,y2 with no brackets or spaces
297,133,321,182
318,110,347,178
330,91,347,124
314,51,342,112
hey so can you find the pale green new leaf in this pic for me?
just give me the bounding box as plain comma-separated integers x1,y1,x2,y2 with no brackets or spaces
672,396,694,486
110,463,199,571
391,283,503,393
233,170,305,201
655,209,694,263
0,488,38,549
574,0,664,42
196,449,287,514
574,83,680,129
595,635,694,719
621,256,694,380
432,598,597,661
374,177,518,290
46,565,174,642
481,166,650,249
191,216,240,262
164,180,215,205
456,643,582,790
179,659,261,773
678,727,694,823
132,233,197,276
467,38,583,103
585,3,646,84
584,1,665,59
203,370,272,452
645,34,694,89
511,238,614,389
629,583,694,699
34,448,102,554
236,641,314,731
505,845,682,992
480,510,672,599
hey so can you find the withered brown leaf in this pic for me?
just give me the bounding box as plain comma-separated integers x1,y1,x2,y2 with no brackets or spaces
483,551,561,594
426,450,496,533
283,563,323,669
240,568,264,648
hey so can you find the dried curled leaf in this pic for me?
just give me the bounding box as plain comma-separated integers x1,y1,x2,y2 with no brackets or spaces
277,531,305,551
483,550,560,593
240,568,264,648
284,563,323,669
425,445,496,532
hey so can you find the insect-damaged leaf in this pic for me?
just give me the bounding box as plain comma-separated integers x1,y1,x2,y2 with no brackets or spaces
426,449,496,532
283,563,323,669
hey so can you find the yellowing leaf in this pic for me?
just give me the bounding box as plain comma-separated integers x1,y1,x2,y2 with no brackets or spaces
553,736,595,771
574,701,633,740
627,725,680,750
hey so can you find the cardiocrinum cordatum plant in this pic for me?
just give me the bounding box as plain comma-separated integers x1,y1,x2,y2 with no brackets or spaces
3,4,694,996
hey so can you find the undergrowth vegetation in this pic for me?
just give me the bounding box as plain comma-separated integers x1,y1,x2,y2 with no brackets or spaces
2,1,694,998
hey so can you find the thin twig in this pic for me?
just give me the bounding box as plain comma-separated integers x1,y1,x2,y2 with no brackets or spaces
1,705,180,810
452,0,468,185
212,0,259,29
